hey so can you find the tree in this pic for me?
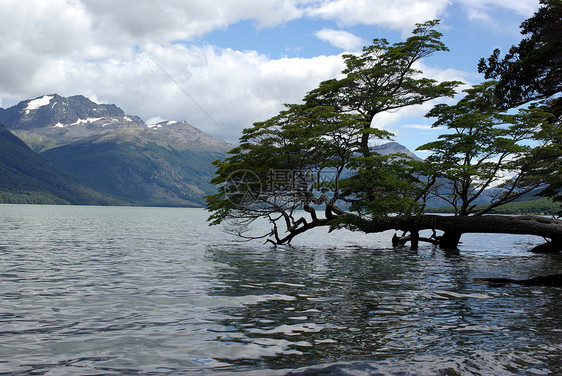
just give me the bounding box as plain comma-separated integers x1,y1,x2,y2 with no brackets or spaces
418,81,553,216
208,102,416,244
521,98,562,208
478,0,561,208
303,20,460,157
208,21,458,241
477,0,562,108
416,81,555,247
206,21,562,252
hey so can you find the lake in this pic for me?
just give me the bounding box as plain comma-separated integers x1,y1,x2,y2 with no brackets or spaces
0,205,561,375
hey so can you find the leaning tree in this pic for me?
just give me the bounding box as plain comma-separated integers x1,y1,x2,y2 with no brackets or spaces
206,21,562,252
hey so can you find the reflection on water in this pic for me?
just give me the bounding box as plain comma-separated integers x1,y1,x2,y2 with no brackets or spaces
206,246,562,375
0,205,560,375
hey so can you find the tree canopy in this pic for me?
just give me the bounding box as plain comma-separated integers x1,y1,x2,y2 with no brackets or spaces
206,20,562,252
417,81,553,216
478,0,561,206
477,0,562,108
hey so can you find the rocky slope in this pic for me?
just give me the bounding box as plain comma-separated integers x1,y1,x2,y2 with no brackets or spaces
0,122,119,205
0,94,231,207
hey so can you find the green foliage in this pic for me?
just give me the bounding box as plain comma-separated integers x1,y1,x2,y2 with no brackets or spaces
207,21,461,241
478,0,562,108
478,1,561,212
207,104,385,225
417,81,554,216
520,98,562,207
339,154,427,217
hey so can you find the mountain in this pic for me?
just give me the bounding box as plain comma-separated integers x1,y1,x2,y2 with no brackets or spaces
0,94,144,130
370,141,423,161
41,124,228,207
0,93,544,210
0,94,144,152
0,94,232,207
368,142,510,208
0,122,120,205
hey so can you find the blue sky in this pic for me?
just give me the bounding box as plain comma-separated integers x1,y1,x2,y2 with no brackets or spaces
0,0,540,153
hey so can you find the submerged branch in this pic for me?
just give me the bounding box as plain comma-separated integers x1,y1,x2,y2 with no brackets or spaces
474,274,562,287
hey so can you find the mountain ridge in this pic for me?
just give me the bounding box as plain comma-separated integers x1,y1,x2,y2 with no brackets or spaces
0,94,233,154
0,94,233,207
1,94,427,208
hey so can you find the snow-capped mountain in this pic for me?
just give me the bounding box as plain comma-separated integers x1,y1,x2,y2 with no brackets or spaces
0,94,144,130
0,94,232,207
146,120,230,151
0,94,145,151
0,94,231,153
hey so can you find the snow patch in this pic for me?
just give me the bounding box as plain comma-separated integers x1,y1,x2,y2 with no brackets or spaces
25,95,54,114
124,116,132,122
146,118,182,129
71,117,103,125
54,123,65,128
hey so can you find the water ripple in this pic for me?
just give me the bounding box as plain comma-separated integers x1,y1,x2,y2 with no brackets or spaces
0,205,561,375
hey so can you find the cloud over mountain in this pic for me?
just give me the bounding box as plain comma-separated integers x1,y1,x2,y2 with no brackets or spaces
0,0,540,146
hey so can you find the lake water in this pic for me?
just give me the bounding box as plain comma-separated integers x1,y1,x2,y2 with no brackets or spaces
0,205,561,375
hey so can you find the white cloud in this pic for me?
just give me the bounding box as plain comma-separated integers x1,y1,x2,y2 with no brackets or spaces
455,0,539,21
315,29,365,51
404,124,437,130
306,0,450,31
417,64,478,91
31,44,343,142
0,0,543,144
0,0,92,56
79,0,306,42
142,46,345,140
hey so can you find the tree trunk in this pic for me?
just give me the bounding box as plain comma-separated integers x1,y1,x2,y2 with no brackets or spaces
440,231,462,249
410,230,420,250
275,213,562,251
530,238,562,253
347,214,562,252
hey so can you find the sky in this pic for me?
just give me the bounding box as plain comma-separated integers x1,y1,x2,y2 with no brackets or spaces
0,0,541,153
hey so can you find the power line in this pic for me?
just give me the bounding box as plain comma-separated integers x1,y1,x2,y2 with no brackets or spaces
148,55,238,144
